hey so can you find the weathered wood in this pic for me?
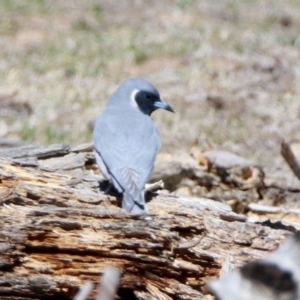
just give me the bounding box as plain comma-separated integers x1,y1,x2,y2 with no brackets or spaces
0,143,70,159
154,148,300,225
0,138,29,149
209,232,300,300
0,150,293,300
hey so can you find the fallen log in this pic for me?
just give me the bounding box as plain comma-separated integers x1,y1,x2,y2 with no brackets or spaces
0,144,295,299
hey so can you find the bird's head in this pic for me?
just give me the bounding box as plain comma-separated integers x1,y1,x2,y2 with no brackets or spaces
122,78,174,116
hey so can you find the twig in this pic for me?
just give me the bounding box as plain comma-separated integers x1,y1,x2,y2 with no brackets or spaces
220,255,232,276
73,267,121,300
281,140,300,182
145,180,164,192
248,203,300,214
73,281,94,300
96,267,121,300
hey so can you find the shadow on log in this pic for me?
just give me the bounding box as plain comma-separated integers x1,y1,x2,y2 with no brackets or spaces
0,144,295,299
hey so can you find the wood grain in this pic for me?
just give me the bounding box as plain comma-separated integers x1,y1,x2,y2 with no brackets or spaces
0,146,294,299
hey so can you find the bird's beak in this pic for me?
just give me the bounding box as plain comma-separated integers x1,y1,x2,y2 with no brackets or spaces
154,100,174,113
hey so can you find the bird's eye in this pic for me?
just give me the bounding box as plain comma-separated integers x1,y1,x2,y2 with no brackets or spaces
145,94,152,100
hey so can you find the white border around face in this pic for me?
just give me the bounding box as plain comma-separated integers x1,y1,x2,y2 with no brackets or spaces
130,89,140,109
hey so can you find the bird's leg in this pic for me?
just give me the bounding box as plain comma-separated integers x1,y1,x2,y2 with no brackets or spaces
99,179,112,193
103,182,114,194
99,180,123,197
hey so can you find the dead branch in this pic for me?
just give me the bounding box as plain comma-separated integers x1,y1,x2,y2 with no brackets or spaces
281,140,300,182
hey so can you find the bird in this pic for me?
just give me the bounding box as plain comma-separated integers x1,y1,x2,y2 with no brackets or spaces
93,78,174,215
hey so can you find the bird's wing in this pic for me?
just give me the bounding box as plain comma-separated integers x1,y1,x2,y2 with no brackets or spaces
93,113,160,196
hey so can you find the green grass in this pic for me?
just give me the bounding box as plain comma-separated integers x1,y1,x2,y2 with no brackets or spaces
20,123,37,141
1,0,300,167
0,0,49,14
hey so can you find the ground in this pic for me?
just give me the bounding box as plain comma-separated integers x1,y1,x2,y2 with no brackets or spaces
1,0,300,168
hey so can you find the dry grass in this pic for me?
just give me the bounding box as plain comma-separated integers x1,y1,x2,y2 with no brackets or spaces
1,0,300,167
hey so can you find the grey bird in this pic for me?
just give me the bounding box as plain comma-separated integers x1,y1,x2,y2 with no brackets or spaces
93,78,174,214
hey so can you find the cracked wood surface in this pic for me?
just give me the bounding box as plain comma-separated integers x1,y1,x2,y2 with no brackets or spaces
0,146,294,300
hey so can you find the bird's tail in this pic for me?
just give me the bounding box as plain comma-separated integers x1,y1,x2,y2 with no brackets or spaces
122,190,148,215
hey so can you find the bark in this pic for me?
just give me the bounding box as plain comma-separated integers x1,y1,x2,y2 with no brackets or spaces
210,232,300,300
0,144,294,300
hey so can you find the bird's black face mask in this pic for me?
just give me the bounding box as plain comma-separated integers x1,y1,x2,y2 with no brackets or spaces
135,90,174,116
